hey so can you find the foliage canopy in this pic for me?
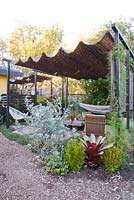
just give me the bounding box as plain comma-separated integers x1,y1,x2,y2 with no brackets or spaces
9,23,63,59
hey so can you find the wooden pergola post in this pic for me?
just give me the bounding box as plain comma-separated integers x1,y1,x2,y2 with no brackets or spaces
50,79,53,99
3,58,11,128
126,50,130,129
34,71,37,105
114,30,120,118
133,64,134,122
61,77,65,113
65,77,68,109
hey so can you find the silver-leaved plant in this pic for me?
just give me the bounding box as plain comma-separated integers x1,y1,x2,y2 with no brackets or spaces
25,97,69,159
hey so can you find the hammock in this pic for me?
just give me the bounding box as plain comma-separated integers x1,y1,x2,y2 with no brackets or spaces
79,102,112,114
9,106,27,120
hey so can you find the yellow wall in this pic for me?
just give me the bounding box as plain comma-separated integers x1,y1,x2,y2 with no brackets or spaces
0,74,7,94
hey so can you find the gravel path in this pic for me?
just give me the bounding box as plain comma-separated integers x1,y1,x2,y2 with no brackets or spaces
0,132,134,200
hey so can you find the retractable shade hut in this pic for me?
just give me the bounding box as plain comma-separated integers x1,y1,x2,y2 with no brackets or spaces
4,24,133,130
10,74,52,84
15,32,114,80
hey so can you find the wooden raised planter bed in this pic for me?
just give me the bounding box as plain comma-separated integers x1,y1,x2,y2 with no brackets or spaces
85,114,105,136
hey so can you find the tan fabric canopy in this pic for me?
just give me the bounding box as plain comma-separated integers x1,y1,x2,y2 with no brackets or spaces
15,31,114,80
10,74,51,84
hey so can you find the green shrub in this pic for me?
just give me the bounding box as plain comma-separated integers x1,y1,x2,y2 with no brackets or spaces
37,96,47,105
7,133,30,145
103,146,121,173
109,112,129,168
65,139,85,171
45,154,69,175
80,75,110,105
128,121,134,151
0,125,30,145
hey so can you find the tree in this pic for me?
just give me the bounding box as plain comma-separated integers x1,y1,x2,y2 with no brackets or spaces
0,38,8,59
114,17,134,49
86,17,134,49
81,17,134,105
68,78,84,94
80,76,110,105
1,23,64,95
8,23,63,59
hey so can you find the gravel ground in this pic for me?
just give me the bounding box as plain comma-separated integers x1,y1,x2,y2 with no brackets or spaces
1,132,134,200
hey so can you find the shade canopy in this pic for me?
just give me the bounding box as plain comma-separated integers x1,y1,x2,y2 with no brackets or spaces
15,31,114,80
10,74,51,84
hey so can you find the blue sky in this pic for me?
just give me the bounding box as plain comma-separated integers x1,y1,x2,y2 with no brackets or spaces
0,0,134,47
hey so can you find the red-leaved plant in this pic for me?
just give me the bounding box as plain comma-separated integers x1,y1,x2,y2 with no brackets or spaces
81,134,113,167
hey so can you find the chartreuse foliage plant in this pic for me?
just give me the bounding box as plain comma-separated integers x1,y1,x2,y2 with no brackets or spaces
103,146,121,173
65,139,85,171
37,96,47,105
81,134,113,167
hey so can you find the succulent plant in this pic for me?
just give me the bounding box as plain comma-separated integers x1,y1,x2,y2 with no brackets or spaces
81,133,113,167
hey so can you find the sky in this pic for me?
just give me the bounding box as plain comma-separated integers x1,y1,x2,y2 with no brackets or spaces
0,0,134,47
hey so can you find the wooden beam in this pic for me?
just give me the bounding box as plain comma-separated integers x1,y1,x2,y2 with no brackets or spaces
126,50,130,129
114,30,120,117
